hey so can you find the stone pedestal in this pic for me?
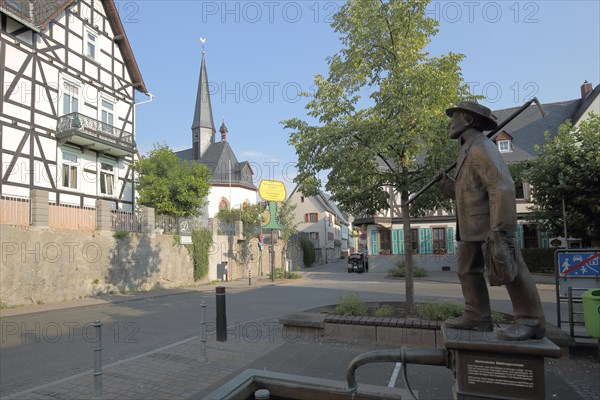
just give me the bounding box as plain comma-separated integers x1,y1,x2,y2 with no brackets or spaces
442,325,561,400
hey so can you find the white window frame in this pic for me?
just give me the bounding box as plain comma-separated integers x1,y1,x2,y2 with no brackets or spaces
498,140,511,153
85,30,97,60
62,81,80,115
99,161,116,196
60,152,79,190
100,99,115,133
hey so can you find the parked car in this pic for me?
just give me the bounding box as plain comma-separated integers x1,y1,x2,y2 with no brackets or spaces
348,252,369,273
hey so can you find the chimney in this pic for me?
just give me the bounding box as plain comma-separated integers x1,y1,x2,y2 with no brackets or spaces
581,81,593,99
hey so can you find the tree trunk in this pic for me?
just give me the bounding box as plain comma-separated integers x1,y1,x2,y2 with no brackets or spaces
401,191,415,316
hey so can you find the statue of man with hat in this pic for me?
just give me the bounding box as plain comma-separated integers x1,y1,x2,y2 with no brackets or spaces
438,100,546,341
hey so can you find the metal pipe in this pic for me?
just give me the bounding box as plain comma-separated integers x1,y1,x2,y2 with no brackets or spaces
93,319,103,399
346,348,448,392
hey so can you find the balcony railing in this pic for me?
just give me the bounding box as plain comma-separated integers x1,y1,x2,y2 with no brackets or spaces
56,113,134,156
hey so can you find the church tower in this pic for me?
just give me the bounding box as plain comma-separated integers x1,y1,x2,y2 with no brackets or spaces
191,51,216,160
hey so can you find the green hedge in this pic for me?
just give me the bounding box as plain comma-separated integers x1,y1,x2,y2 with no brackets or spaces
299,236,316,267
190,228,212,281
521,248,556,274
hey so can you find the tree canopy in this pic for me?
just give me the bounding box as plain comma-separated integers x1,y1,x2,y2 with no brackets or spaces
283,0,471,313
132,144,211,217
523,113,600,245
285,0,470,217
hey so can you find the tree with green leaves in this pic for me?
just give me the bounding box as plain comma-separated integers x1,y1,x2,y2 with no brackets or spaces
132,144,211,217
523,113,600,246
215,202,263,237
276,199,299,271
283,0,470,314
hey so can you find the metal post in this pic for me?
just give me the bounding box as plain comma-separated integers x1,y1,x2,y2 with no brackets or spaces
200,301,207,362
216,287,227,342
92,319,103,399
270,228,274,282
568,285,574,337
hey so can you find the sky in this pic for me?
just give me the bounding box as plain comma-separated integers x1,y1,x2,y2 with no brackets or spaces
122,0,600,190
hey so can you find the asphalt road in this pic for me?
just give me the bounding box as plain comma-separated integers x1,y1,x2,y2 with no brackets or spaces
0,256,560,397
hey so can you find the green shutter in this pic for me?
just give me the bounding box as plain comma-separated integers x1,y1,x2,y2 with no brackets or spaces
398,229,404,255
371,230,379,255
392,229,399,255
446,227,455,254
517,224,524,249
541,230,549,248
425,228,433,254
419,228,433,254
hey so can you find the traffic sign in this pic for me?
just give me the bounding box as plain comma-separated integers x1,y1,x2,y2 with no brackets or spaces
260,233,265,242
557,251,600,277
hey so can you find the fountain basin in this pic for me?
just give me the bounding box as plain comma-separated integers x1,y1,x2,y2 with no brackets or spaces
203,368,410,399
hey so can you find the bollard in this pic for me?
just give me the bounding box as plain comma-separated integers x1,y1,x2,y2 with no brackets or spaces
200,301,208,361
92,319,103,400
216,287,227,342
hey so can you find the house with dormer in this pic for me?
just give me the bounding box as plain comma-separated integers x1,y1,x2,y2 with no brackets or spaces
0,0,150,216
354,82,600,256
175,51,257,219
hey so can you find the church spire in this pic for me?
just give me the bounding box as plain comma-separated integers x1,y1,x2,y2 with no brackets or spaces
192,40,216,160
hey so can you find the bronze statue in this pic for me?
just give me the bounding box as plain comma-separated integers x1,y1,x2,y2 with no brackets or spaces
439,101,546,341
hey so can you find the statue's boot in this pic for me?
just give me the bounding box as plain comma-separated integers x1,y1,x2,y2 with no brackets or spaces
498,246,546,341
446,241,493,331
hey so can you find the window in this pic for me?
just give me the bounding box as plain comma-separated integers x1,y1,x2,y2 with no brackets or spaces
328,232,334,241
100,162,115,195
309,232,319,240
219,198,230,210
101,100,114,132
433,227,446,254
305,213,318,222
498,140,511,152
61,152,78,189
411,229,419,254
63,82,79,115
86,31,97,59
300,196,304,203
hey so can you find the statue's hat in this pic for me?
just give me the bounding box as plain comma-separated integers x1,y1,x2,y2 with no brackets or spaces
446,101,498,131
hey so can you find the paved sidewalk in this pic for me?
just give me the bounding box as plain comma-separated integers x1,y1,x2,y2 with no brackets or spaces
3,317,598,400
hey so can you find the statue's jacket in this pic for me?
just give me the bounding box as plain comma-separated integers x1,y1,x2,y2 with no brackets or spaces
444,130,517,242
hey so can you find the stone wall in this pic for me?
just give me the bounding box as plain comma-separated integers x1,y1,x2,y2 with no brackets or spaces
0,226,194,307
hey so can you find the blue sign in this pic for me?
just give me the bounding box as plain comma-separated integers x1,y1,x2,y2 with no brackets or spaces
558,252,600,277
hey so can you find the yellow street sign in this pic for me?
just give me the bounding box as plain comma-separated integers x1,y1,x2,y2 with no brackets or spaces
258,180,286,202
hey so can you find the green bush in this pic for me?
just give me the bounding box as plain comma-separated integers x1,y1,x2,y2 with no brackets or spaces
189,228,212,281
374,304,394,317
521,248,556,274
416,302,504,322
113,230,129,239
388,260,428,278
334,293,367,316
274,268,302,279
299,236,316,267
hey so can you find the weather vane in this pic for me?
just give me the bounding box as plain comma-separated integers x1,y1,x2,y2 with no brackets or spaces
200,37,206,54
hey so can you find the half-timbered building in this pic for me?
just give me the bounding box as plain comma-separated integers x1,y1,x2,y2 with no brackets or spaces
1,0,149,212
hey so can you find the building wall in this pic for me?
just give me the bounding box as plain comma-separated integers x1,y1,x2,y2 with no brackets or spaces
0,226,194,307
206,185,257,217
